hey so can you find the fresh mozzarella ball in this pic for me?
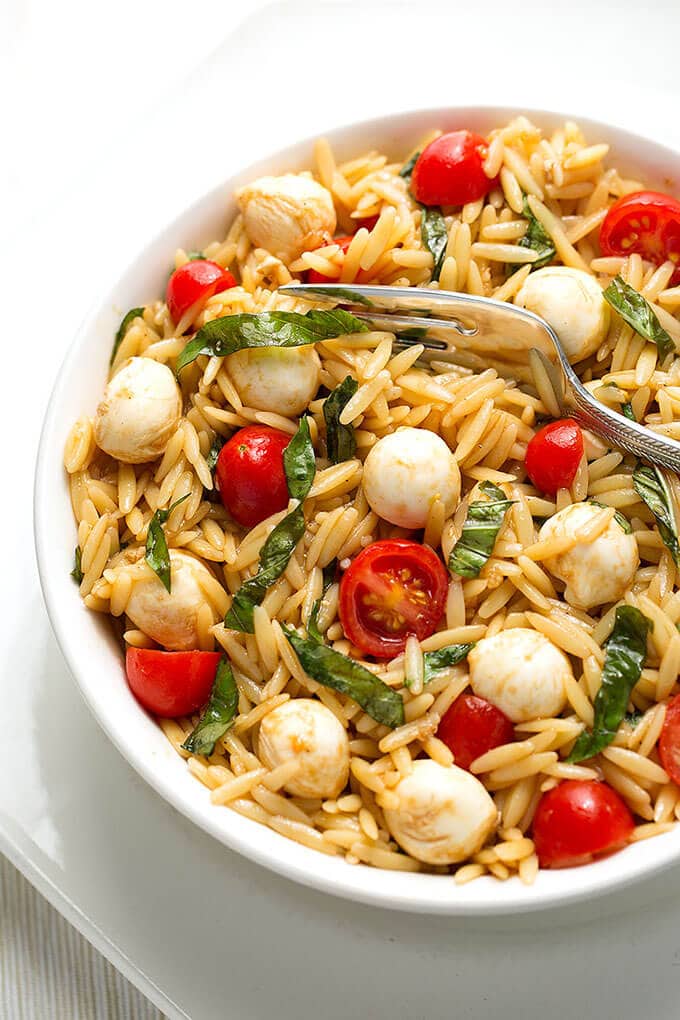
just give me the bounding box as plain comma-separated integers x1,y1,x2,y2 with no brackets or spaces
124,550,222,651
515,267,610,363
226,346,321,416
258,699,350,799
362,427,460,529
94,357,182,464
236,174,337,264
539,501,639,610
383,760,497,865
469,628,571,723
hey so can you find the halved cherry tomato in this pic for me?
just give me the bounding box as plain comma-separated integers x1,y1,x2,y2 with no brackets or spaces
338,539,448,658
216,425,290,529
126,648,221,718
307,236,355,283
437,694,514,771
166,259,237,324
533,780,634,868
411,130,496,207
659,693,680,787
600,191,680,284
525,418,584,495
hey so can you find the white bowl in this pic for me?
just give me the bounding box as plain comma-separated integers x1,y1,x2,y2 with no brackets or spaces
35,107,680,915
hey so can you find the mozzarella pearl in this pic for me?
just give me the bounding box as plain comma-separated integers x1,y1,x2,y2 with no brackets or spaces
539,502,639,610
258,699,350,799
226,345,321,416
94,357,182,464
383,760,497,865
515,267,610,363
123,550,223,651
469,628,571,723
362,427,460,529
236,174,337,264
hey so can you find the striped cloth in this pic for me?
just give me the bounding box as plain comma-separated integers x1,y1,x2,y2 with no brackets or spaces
0,855,165,1019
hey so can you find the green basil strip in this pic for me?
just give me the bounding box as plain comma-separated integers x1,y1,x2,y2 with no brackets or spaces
399,151,420,184
181,656,238,756
71,546,83,584
603,275,675,362
568,605,651,763
323,376,359,463
145,494,191,593
111,307,144,366
633,462,680,565
284,628,404,728
621,401,636,422
421,206,448,282
588,498,632,535
306,560,338,644
188,251,206,261
448,482,515,579
517,195,555,270
206,434,225,472
176,309,369,375
282,417,316,501
422,643,475,685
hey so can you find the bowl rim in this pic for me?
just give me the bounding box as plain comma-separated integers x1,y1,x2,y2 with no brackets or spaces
34,104,680,915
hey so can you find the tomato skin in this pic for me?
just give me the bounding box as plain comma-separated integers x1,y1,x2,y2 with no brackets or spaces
659,693,680,787
338,539,448,659
166,260,237,324
437,694,514,771
216,426,291,529
533,780,634,868
307,236,354,283
525,419,584,495
126,648,221,717
600,191,680,284
411,131,496,207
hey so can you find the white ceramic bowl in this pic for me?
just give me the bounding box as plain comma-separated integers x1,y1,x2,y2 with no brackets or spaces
35,107,680,914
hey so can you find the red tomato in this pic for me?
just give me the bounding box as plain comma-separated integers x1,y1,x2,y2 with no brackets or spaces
411,130,496,207
307,236,354,283
525,418,584,495
437,694,514,771
533,780,635,868
126,648,221,718
659,693,680,787
600,191,680,284
216,425,290,528
338,539,448,659
166,259,237,324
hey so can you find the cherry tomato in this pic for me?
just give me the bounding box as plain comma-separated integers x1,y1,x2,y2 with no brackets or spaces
533,780,634,868
659,693,680,787
338,539,448,658
411,130,496,207
216,425,290,528
525,418,584,495
307,236,354,283
600,191,680,284
437,694,514,771
166,259,237,324
126,648,221,718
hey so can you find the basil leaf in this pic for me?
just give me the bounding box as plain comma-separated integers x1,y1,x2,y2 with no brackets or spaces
323,376,359,463
399,151,420,184
633,462,680,565
284,628,404,728
421,207,448,282
603,275,675,361
283,416,315,501
188,251,205,261
176,309,369,375
111,307,144,366
568,605,651,762
588,498,632,535
517,195,555,270
181,656,238,756
621,402,636,422
306,560,337,644
71,546,83,584
422,643,475,685
145,494,191,593
206,434,225,472
448,481,515,579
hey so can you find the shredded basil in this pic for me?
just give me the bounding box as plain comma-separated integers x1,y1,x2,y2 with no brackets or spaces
568,605,651,762
323,376,359,464
145,494,191,593
181,656,238,756
588,498,632,535
448,482,515,579
110,307,144,366
421,207,448,282
621,401,636,422
307,561,337,644
282,417,316,502
188,251,205,261
176,309,369,375
422,643,475,685
284,628,404,728
603,275,675,362
399,151,420,184
206,434,225,472
517,195,555,270
71,546,83,584
633,463,680,565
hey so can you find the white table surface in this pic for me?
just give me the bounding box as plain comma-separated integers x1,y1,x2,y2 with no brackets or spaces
4,1,680,1017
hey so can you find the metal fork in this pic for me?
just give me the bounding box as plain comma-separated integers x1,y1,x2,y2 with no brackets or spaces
279,282,680,473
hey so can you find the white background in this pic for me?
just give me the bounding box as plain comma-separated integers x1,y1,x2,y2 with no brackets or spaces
4,1,680,1017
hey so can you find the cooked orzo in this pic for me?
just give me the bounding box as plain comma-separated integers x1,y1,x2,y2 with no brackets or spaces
65,115,680,883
